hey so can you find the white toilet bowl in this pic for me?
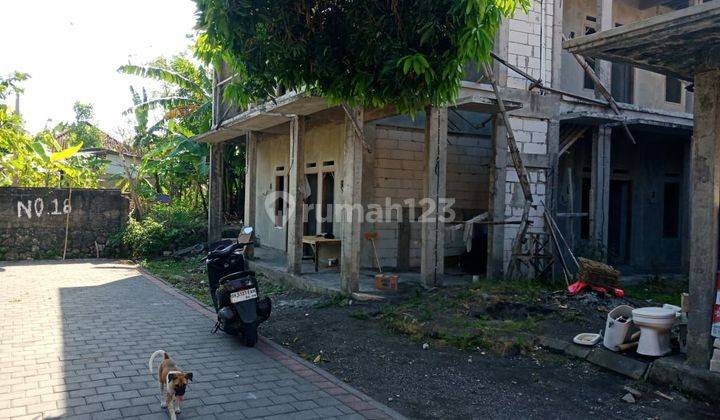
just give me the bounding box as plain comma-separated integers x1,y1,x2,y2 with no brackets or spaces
632,307,678,356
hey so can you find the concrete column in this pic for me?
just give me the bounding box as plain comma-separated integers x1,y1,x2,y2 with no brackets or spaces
547,120,561,214
421,107,448,287
681,136,692,275
340,107,364,294
551,0,564,88
243,131,257,228
590,125,611,255
595,0,613,94
208,142,224,244
487,116,508,279
687,69,720,368
286,116,305,275
494,20,510,87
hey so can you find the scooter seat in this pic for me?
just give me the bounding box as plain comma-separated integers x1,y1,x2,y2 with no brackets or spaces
219,271,255,285
209,242,240,259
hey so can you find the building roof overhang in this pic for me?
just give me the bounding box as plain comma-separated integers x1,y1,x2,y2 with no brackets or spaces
195,91,522,144
563,3,720,82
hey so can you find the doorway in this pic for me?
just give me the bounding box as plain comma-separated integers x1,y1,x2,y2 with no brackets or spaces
321,172,334,234
608,180,632,265
304,173,318,235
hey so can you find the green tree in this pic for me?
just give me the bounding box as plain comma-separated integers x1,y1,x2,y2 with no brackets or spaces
118,55,212,136
53,101,105,149
117,55,213,212
193,0,529,113
0,73,103,187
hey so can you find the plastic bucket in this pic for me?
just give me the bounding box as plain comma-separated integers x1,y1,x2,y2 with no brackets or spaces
603,305,634,351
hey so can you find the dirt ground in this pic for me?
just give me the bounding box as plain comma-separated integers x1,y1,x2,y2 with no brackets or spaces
259,285,718,420
142,256,717,419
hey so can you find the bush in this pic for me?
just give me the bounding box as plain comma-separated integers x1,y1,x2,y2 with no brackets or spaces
116,204,206,258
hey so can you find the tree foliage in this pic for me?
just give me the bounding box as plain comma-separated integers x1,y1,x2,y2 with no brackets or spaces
52,102,106,149
0,73,103,188
118,55,212,137
194,0,529,113
117,55,213,213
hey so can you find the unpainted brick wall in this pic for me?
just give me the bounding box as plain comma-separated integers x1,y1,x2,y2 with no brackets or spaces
507,1,555,89
366,125,492,269
501,116,549,266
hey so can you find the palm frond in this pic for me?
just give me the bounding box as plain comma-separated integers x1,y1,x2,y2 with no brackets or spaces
118,64,209,97
121,96,200,116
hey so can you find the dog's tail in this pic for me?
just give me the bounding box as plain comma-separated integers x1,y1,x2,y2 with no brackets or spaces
148,350,166,375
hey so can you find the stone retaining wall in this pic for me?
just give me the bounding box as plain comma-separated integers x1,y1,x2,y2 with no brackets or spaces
0,187,129,260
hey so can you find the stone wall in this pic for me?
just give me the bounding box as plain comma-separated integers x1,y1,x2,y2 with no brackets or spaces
0,187,129,260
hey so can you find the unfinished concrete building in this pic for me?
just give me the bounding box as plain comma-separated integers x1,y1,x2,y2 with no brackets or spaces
197,0,702,293
563,0,720,380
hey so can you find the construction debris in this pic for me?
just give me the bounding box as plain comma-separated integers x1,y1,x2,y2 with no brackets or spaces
623,386,643,398
577,258,620,288
621,393,636,403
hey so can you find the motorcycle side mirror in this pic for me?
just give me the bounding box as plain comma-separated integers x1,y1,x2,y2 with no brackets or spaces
242,226,254,235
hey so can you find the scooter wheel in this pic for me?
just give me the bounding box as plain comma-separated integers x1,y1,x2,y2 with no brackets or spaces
243,323,258,347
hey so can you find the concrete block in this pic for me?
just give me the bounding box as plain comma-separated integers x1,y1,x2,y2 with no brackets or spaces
537,336,569,353
514,130,532,144
565,344,593,359
711,359,720,373
509,31,528,45
523,119,548,133
586,348,649,380
523,142,547,155
508,19,531,34
649,355,720,401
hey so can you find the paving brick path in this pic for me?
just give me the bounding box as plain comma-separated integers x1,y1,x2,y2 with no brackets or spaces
0,260,401,420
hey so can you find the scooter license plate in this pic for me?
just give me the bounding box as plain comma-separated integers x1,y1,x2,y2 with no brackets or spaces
230,288,257,303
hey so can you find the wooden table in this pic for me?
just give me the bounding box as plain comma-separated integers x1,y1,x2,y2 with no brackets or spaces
302,235,341,272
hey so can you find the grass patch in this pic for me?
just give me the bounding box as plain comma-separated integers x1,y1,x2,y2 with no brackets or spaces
624,276,687,305
375,281,551,354
350,309,370,320
313,294,348,309
142,255,211,306
141,255,291,307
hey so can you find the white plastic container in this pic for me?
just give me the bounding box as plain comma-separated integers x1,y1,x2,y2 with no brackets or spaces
603,305,634,351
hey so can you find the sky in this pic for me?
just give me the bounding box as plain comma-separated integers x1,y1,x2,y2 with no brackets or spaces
2,0,198,139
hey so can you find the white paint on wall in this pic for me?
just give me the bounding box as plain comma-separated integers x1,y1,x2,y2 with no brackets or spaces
17,198,71,219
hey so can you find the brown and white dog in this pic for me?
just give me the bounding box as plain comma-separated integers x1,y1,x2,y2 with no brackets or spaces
148,350,193,419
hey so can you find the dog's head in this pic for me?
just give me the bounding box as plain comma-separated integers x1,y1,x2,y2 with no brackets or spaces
168,372,193,399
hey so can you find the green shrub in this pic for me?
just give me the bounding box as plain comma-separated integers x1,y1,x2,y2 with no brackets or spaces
115,204,206,258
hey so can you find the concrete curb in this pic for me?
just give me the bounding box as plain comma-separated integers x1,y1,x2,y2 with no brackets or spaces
136,265,406,420
647,355,720,401
537,335,650,380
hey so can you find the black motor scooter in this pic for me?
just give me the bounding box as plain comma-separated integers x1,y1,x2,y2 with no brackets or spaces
206,227,271,347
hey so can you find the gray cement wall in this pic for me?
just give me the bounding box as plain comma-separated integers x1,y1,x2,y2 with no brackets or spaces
0,187,129,260
560,0,692,112
557,129,690,273
253,117,346,262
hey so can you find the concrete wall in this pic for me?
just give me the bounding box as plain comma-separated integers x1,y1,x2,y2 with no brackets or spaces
507,1,555,89
0,187,129,260
557,129,690,273
560,0,691,112
363,122,493,269
501,117,549,266
253,118,345,258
